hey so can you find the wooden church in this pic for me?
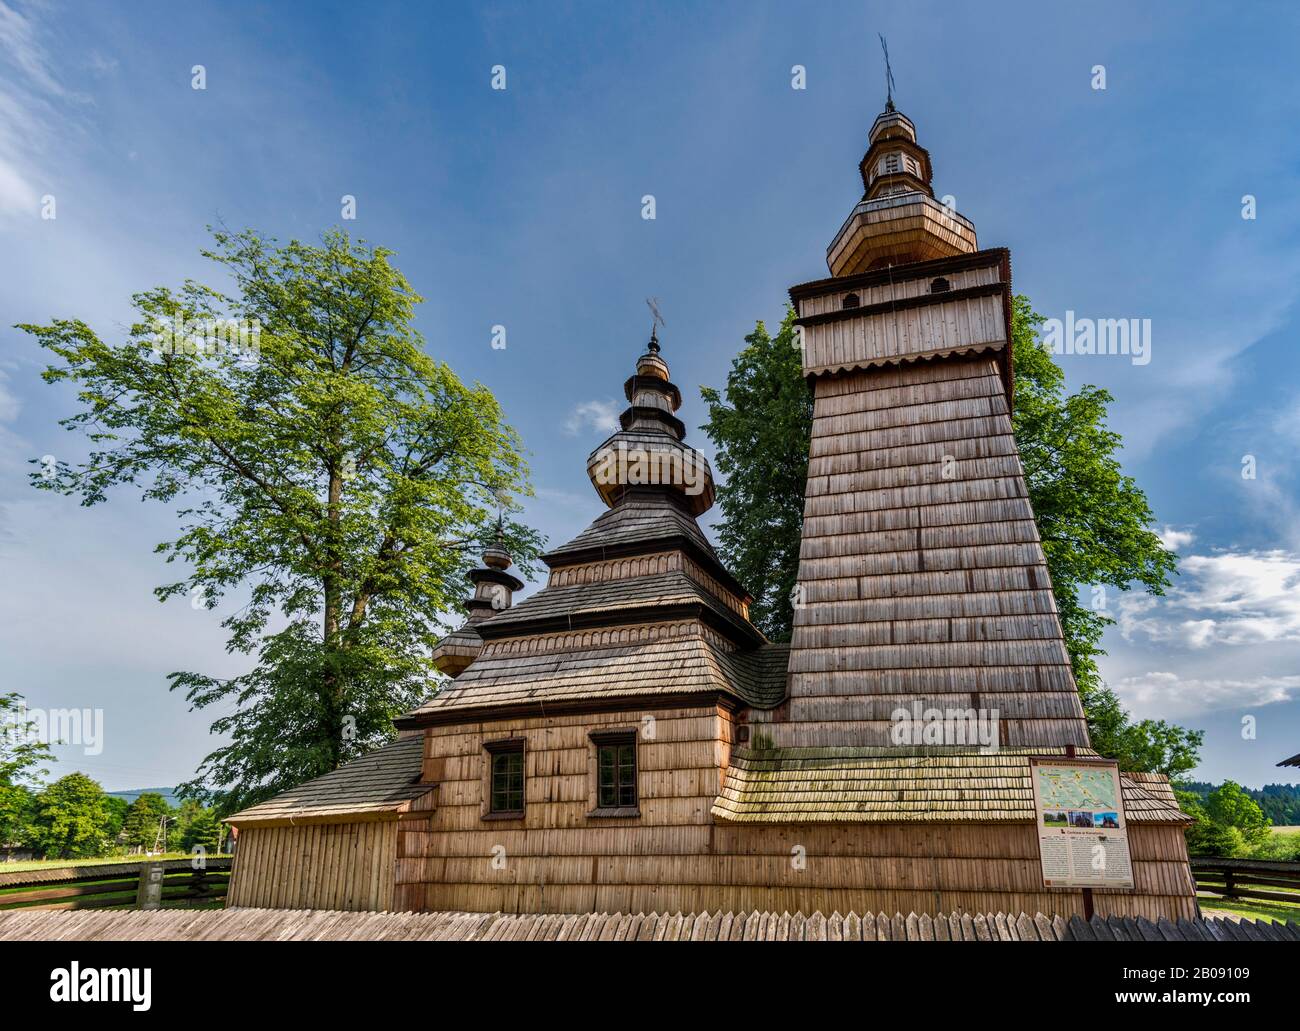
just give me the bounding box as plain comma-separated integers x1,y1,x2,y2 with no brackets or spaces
225,100,1198,920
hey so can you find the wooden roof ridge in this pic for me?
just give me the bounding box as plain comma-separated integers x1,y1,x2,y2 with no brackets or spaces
5,906,1294,941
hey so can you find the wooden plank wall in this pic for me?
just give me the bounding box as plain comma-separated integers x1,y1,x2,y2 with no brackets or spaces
775,355,1090,748
227,820,397,912
803,291,1005,373
393,708,1196,920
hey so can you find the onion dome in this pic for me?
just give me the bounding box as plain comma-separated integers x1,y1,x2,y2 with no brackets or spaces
431,526,524,677
827,104,978,275
585,331,715,516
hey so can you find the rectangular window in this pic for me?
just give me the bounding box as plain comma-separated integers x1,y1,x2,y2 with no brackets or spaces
593,732,638,810
485,739,524,815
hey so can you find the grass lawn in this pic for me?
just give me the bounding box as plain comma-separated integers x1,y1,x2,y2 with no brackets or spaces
1199,894,1300,925
0,853,192,874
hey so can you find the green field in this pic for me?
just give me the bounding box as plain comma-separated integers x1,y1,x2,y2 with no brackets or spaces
1199,895,1300,925
0,853,193,875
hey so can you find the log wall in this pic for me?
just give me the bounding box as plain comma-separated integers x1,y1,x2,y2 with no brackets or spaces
393,707,1197,920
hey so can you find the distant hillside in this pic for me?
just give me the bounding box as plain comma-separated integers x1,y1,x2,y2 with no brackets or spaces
106,787,183,807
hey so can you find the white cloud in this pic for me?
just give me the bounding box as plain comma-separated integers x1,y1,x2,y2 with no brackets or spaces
0,0,70,223
563,398,620,436
1157,526,1195,551
1112,671,1300,720
1119,549,1300,648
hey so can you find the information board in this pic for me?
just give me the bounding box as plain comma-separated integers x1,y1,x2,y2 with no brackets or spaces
1028,757,1134,889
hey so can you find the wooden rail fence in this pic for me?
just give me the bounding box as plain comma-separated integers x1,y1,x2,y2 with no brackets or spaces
0,857,231,911
1192,857,1300,907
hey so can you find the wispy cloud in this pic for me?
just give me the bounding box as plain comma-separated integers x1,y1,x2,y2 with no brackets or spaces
0,0,75,221
1119,549,1300,649
1112,671,1300,720
1157,526,1195,551
563,398,620,436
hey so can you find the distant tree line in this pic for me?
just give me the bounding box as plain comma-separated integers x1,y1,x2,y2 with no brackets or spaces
1176,780,1300,861
1,693,222,860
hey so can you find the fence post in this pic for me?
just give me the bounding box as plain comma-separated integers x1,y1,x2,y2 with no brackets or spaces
136,862,165,910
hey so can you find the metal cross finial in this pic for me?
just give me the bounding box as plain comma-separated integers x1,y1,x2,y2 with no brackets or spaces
645,296,665,352
879,34,896,111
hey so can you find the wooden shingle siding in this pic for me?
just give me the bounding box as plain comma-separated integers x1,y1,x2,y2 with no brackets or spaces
781,353,1088,749
798,264,1000,318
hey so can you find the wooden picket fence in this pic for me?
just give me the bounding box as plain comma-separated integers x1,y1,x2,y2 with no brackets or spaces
0,856,231,911
1192,857,1300,906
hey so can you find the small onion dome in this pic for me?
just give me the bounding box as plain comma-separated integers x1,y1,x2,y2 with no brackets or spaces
585,330,715,516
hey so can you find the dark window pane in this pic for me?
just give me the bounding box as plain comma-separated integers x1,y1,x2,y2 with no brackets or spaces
594,737,637,810
490,747,524,813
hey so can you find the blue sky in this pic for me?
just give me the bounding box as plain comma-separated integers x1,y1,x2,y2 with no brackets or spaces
2,0,1299,791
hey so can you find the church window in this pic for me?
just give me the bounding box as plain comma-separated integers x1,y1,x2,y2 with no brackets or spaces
485,738,525,815
591,730,638,810
843,292,860,309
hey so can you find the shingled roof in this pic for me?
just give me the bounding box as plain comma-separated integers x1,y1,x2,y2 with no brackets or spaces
711,746,1192,824
226,735,430,826
401,633,789,723
477,569,759,643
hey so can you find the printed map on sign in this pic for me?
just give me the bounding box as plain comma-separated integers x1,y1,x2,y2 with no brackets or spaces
1034,765,1118,812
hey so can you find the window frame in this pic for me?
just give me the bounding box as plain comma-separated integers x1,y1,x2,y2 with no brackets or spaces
588,729,640,818
482,737,526,819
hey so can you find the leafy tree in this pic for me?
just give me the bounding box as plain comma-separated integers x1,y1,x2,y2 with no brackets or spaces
701,296,1201,775
180,807,221,854
0,784,36,850
122,792,172,851
22,228,542,815
29,773,113,859
0,693,55,848
104,795,129,847
1204,780,1272,850
699,309,811,640
1178,782,1273,857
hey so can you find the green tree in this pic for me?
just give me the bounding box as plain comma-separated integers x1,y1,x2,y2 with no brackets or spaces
180,807,221,854
0,693,55,848
29,773,113,859
122,792,172,851
1204,780,1272,850
0,784,36,850
701,296,1201,775
699,309,811,640
21,228,542,814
